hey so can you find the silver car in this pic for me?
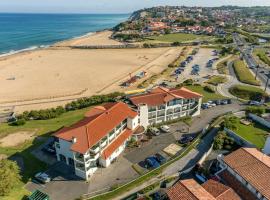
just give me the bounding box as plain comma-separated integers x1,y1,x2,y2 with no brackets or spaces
34,172,51,184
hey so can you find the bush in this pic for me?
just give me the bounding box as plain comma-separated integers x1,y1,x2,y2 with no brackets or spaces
204,85,215,93
183,79,194,86
223,116,238,130
229,85,266,101
0,159,21,196
17,92,124,121
213,131,235,150
10,119,26,126
246,106,266,116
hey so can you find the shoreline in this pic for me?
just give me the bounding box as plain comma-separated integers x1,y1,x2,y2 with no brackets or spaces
0,28,111,59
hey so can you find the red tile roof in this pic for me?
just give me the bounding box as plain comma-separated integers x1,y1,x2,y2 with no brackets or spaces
54,102,137,154
222,148,270,199
218,170,257,200
202,179,241,200
167,179,216,200
101,129,132,159
130,86,202,106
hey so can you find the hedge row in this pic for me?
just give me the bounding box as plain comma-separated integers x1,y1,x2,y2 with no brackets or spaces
17,92,124,121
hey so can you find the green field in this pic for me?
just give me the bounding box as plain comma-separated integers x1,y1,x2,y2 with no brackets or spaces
232,59,260,86
217,58,230,75
185,85,225,102
206,75,227,86
146,33,212,43
233,118,268,149
254,48,270,66
0,107,89,200
229,85,266,101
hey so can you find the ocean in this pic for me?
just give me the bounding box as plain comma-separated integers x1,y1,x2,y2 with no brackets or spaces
0,13,129,55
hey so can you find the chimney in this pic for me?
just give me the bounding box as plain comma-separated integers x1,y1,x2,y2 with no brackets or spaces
72,137,77,144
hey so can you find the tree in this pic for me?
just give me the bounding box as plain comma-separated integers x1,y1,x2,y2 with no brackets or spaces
0,159,21,196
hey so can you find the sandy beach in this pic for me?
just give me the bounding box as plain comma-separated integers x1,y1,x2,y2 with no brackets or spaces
55,30,122,47
0,31,182,112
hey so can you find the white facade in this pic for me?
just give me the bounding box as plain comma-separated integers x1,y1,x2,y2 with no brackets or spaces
55,116,138,180
138,97,202,128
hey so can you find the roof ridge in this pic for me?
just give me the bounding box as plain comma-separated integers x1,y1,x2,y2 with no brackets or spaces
180,181,200,200
215,186,231,199
242,148,270,169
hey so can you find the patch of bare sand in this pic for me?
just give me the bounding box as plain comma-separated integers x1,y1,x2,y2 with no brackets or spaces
0,154,7,160
0,131,35,147
55,31,122,46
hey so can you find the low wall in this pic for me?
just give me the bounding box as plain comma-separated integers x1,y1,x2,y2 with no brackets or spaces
224,128,256,148
198,144,213,165
248,113,270,129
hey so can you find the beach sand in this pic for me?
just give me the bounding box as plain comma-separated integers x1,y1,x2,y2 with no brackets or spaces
55,30,122,46
0,39,181,112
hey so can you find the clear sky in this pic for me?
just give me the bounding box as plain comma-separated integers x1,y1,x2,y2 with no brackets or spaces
1,0,270,14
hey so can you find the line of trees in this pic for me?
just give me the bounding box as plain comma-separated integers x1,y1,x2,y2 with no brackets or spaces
16,92,124,122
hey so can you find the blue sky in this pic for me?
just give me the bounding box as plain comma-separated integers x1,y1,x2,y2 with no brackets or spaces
0,0,270,13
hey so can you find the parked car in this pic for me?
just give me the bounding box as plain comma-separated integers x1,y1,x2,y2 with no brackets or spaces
34,172,51,184
160,125,170,133
145,156,160,169
149,127,160,136
179,136,194,144
220,100,228,105
248,101,262,106
201,103,209,109
155,153,167,164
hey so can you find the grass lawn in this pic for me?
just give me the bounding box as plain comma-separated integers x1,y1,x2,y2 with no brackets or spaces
254,48,270,66
229,85,266,101
185,85,225,102
217,59,229,75
232,59,260,86
233,118,268,149
206,75,227,86
146,33,212,43
0,107,90,200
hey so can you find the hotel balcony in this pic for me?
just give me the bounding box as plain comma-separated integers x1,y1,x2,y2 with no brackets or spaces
74,153,84,163
75,163,85,172
90,145,100,154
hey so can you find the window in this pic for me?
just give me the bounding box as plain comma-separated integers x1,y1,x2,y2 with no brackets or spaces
109,130,115,137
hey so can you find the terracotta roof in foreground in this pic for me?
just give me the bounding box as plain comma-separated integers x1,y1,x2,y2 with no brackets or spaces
223,147,270,199
202,179,241,200
101,129,132,159
167,179,216,200
54,102,137,154
129,86,202,106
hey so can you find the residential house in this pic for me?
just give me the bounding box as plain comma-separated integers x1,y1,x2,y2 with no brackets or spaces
217,147,270,200
166,179,241,200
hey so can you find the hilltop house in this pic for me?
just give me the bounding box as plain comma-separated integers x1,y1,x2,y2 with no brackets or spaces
217,148,270,200
54,102,139,180
129,86,202,128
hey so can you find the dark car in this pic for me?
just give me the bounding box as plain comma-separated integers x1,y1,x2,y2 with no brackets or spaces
179,136,194,144
145,156,160,169
155,153,167,164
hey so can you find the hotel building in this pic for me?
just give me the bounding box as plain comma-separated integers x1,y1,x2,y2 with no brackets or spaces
129,86,202,128
54,102,139,180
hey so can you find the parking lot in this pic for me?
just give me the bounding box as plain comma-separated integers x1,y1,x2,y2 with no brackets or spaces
177,48,219,83
26,101,245,200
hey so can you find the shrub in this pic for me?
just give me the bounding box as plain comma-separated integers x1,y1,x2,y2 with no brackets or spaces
0,159,21,196
10,119,26,126
223,116,238,130
246,106,266,116
204,85,215,93
213,131,235,150
183,79,194,86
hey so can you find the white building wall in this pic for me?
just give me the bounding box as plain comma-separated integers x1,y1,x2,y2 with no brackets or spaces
127,115,139,130
138,104,149,128
55,139,74,165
